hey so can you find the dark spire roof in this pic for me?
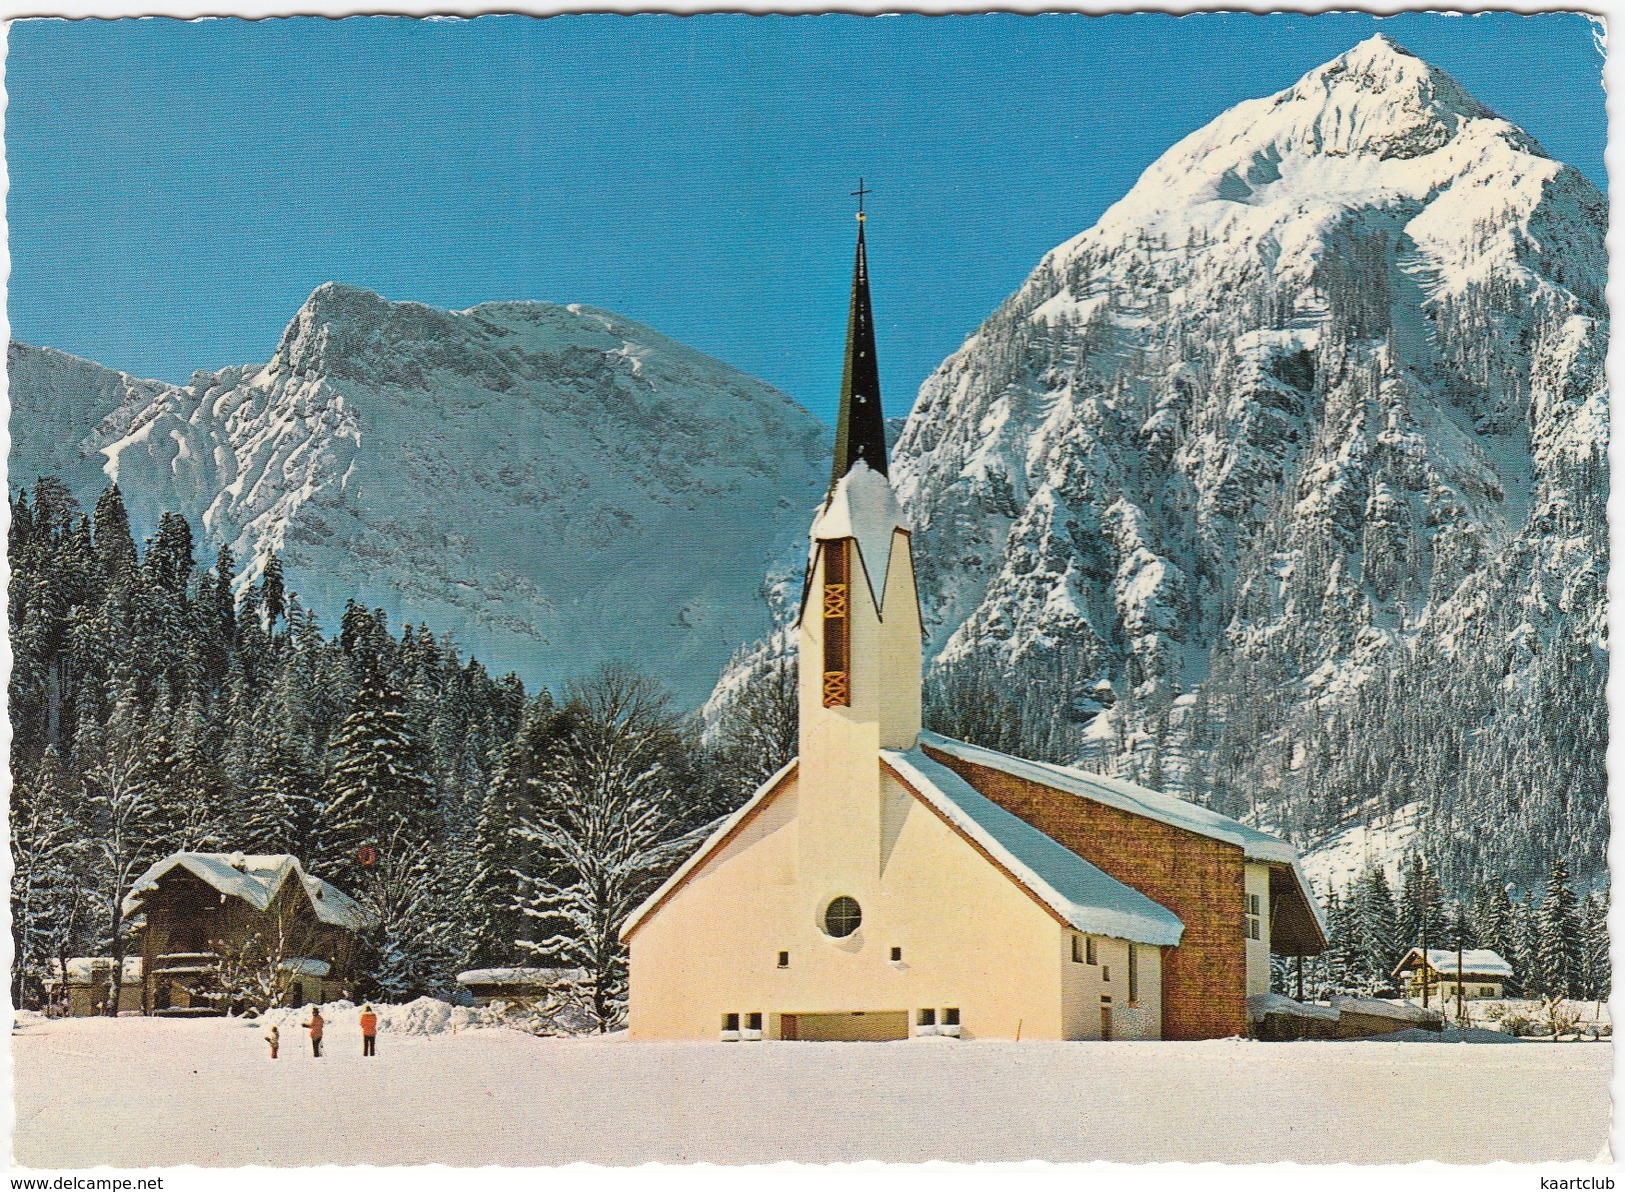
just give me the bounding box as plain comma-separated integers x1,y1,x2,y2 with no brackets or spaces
830,208,888,489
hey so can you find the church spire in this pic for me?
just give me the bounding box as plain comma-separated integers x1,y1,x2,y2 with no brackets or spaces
830,181,888,489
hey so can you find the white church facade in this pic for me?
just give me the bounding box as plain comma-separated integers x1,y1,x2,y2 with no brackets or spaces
621,205,1325,1042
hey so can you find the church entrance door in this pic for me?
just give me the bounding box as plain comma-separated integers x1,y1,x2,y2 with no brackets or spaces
781,1011,908,1041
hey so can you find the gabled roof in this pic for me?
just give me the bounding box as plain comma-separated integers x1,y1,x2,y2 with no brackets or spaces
122,852,373,933
619,754,1184,948
1393,947,1513,979
921,731,1293,862
883,749,1184,946
919,730,1329,944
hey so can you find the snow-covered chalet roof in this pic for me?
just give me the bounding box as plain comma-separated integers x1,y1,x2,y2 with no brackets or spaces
884,748,1184,946
48,957,144,983
1394,947,1512,979
122,852,373,933
809,461,910,613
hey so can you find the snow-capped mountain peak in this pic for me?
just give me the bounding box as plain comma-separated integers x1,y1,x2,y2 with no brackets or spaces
883,38,1604,893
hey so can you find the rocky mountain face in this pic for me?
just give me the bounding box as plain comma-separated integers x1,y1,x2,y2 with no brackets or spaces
9,286,830,704
885,35,1606,894
698,34,1604,894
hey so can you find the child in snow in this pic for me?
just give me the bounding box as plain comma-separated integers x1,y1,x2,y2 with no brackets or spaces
302,1006,324,1057
265,1023,279,1059
360,1004,378,1056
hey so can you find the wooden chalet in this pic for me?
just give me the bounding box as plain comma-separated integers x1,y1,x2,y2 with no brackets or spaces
121,852,373,1015
1392,947,1512,1002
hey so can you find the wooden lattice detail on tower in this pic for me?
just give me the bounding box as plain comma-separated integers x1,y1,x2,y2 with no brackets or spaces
822,539,851,708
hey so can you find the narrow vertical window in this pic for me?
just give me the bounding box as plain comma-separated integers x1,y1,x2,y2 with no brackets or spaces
1071,935,1083,964
1085,937,1098,966
1128,945,1139,1004
822,540,851,707
1245,892,1262,941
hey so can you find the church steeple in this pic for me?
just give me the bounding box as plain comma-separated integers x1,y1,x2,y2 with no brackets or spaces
800,183,922,757
830,182,888,489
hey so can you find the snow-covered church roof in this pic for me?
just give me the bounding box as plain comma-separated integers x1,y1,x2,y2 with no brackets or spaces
122,852,373,933
918,731,1329,943
621,754,1185,948
883,748,1184,946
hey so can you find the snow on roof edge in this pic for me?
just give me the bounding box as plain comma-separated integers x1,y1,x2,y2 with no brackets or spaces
884,748,1184,947
1394,947,1513,978
121,852,374,933
919,730,1299,864
918,731,1328,942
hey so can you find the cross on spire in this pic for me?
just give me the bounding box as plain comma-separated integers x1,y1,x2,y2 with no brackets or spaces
852,178,872,220
830,187,887,488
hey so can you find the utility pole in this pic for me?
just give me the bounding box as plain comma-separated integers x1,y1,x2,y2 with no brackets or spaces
1420,883,1431,1009
1456,923,1466,1029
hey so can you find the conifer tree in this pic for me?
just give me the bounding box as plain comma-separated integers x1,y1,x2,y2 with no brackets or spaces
239,730,320,857
1534,859,1580,999
1577,892,1609,1001
1352,866,1400,991
79,691,166,1015
318,667,438,887
91,485,138,587
259,552,286,629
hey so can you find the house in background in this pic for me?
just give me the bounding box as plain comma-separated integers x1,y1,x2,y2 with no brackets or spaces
456,967,586,1007
43,957,144,1017
621,210,1327,1043
121,852,372,1015
1393,948,1513,1002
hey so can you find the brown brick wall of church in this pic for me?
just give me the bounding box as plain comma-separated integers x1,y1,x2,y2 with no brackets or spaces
923,748,1249,1041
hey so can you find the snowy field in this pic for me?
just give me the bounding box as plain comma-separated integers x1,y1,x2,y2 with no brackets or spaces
11,1013,1609,1167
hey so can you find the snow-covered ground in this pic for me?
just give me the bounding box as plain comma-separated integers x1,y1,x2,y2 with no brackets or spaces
11,1013,1609,1167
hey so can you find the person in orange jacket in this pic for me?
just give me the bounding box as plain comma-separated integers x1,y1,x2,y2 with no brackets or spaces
301,1006,324,1057
360,1004,378,1056
265,1023,280,1059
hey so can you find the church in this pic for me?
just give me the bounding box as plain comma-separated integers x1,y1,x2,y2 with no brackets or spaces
621,204,1327,1043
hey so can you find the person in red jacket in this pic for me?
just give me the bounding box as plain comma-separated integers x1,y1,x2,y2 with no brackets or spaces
301,1006,324,1058
360,1004,378,1056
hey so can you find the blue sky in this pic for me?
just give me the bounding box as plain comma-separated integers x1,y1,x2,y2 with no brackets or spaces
7,12,1605,425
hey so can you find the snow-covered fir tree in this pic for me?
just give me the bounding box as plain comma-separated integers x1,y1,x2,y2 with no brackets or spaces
1533,859,1581,999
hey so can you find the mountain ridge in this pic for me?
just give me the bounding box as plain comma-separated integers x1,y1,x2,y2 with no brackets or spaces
10,285,832,703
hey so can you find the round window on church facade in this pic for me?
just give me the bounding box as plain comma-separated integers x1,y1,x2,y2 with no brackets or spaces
823,896,862,938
